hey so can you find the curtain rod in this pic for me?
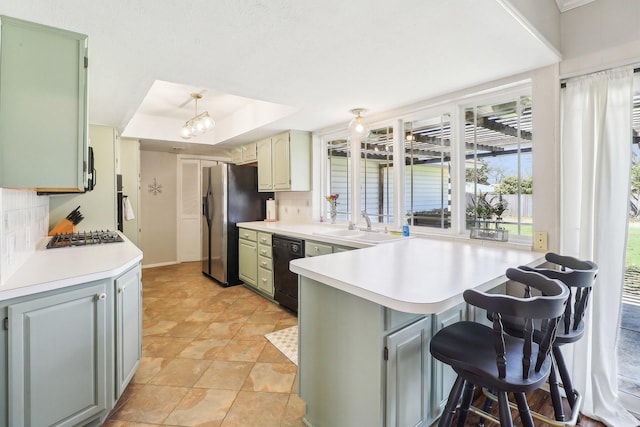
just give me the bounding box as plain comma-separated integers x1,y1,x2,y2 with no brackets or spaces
560,67,640,89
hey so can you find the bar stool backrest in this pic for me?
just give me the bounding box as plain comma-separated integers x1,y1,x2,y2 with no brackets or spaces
463,268,569,380
520,253,598,339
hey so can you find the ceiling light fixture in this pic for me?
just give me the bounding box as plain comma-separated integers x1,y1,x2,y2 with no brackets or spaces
349,108,367,133
180,93,215,139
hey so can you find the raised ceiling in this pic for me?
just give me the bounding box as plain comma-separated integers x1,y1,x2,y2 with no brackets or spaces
0,1,564,155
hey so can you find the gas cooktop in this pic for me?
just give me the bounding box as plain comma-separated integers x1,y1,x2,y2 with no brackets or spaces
47,230,124,249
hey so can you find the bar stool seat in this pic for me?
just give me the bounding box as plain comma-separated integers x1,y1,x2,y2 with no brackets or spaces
430,268,569,427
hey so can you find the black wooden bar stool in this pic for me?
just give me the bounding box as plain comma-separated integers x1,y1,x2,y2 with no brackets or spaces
478,253,598,426
518,253,598,423
430,268,569,427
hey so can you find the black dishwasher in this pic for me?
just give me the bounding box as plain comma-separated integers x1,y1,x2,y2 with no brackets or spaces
272,235,304,313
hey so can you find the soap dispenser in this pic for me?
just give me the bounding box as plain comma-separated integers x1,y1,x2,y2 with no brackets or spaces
402,217,410,237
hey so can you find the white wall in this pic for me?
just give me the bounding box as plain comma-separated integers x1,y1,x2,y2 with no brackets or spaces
560,0,640,76
140,150,177,267
49,125,117,231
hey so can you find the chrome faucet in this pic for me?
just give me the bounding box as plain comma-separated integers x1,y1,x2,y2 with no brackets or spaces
361,211,372,231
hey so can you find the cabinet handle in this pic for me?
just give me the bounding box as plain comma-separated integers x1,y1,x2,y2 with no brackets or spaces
118,285,127,293
262,278,267,283
314,246,319,251
97,293,107,301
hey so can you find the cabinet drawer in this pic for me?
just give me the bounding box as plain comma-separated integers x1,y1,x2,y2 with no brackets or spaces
257,268,273,296
258,245,272,258
239,228,257,242
305,241,332,257
258,232,272,246
258,255,272,271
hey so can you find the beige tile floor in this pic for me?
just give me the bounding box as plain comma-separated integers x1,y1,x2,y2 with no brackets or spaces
104,262,304,427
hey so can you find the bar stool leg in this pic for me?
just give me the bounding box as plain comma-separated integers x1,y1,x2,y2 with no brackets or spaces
457,381,475,427
554,346,581,423
497,392,513,427
514,392,535,427
438,376,466,427
548,361,566,421
477,391,494,427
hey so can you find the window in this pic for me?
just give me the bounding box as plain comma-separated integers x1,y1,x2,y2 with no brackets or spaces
464,95,533,238
404,114,452,229
326,137,352,222
361,126,394,224
320,86,533,242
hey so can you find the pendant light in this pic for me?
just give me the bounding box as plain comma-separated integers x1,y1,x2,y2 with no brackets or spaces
180,93,215,139
349,108,367,133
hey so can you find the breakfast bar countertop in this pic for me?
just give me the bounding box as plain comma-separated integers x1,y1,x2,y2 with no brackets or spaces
290,236,543,314
0,234,143,302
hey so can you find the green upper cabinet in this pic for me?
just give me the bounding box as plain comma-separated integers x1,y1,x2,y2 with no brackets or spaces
0,16,88,191
257,130,311,192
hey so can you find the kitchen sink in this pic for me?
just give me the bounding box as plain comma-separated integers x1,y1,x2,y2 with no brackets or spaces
313,229,408,244
315,229,364,237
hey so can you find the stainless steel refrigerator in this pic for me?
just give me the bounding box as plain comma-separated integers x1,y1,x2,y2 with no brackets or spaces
201,164,273,286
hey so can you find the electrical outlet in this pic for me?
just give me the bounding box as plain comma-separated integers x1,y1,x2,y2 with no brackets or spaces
534,231,548,252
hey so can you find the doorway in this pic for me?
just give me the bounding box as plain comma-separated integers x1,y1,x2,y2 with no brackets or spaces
618,83,640,414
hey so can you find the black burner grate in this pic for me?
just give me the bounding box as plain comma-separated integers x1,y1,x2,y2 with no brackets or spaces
47,230,124,249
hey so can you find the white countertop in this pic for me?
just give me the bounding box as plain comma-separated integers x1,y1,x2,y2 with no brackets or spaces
0,234,143,302
290,237,543,314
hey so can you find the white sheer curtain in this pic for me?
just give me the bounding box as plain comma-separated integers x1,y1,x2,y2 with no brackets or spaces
560,67,638,426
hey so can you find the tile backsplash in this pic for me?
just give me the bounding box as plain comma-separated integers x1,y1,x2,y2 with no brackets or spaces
276,191,312,223
0,189,49,285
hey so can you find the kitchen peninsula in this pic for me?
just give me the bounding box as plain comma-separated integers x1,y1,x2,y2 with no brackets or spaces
289,237,542,427
0,235,143,427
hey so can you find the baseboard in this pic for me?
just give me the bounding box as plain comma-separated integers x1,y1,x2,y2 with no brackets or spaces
142,261,179,269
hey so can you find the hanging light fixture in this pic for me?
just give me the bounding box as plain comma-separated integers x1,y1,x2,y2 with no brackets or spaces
349,108,367,133
180,93,215,139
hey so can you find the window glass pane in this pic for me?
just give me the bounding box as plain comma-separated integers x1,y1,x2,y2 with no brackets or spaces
326,137,351,222
464,96,533,238
361,126,394,224
404,114,451,229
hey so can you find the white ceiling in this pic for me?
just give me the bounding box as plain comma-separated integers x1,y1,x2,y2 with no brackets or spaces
1,1,565,155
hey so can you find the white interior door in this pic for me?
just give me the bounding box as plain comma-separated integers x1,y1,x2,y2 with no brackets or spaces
178,159,202,262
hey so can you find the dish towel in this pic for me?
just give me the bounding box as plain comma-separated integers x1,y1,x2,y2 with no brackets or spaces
123,197,135,221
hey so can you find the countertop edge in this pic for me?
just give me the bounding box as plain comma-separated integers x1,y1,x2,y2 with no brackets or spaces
0,235,143,302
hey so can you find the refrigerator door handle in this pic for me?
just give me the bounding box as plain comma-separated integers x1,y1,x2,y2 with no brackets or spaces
203,194,212,226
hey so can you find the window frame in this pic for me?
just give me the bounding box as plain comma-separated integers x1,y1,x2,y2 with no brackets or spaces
319,81,533,244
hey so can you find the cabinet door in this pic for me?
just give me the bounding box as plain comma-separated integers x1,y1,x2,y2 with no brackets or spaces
385,317,431,427
272,133,291,190
115,264,142,398
8,282,108,427
238,239,258,287
242,142,257,163
431,303,467,418
257,138,273,191
0,16,88,191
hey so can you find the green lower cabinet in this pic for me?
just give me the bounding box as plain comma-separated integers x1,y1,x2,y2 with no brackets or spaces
385,317,432,427
0,262,143,427
238,231,258,288
430,302,467,418
115,264,142,399
8,281,109,427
